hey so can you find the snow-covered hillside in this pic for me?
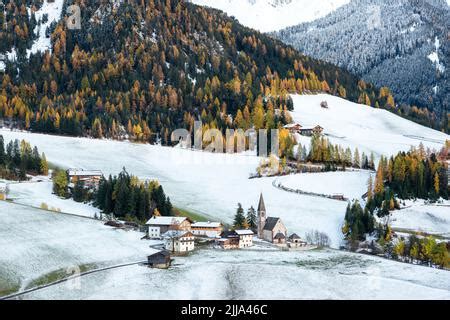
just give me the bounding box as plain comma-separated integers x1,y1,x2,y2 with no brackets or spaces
290,94,449,158
0,128,348,247
189,0,349,32
275,0,449,115
17,248,450,300
277,171,372,200
391,200,450,238
4,180,100,218
27,0,64,57
0,201,155,294
1,95,448,248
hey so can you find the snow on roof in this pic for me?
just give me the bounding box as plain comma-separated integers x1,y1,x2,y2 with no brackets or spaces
67,169,103,176
300,125,323,130
145,216,188,226
191,221,222,228
162,230,193,238
283,123,302,129
235,229,254,235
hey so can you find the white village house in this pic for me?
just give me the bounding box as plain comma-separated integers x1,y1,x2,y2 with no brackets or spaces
145,216,192,239
67,169,103,189
162,230,195,253
235,229,254,248
216,229,254,249
191,221,223,238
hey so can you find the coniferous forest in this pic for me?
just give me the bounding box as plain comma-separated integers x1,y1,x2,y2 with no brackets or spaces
0,134,48,181
0,0,423,145
94,168,173,222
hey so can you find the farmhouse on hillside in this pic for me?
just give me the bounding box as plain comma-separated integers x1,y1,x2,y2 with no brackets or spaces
67,169,103,189
162,230,195,253
257,194,288,244
146,216,192,239
191,221,223,238
147,251,171,269
284,123,302,134
299,125,324,136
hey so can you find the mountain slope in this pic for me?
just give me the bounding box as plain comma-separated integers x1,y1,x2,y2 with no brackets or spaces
275,0,449,126
188,0,350,32
0,0,400,143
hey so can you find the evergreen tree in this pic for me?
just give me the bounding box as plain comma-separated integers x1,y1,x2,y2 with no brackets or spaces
0,135,5,166
233,203,246,229
73,180,86,202
246,206,257,231
40,153,49,175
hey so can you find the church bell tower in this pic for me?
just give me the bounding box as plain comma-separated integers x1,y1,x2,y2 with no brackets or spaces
257,193,266,239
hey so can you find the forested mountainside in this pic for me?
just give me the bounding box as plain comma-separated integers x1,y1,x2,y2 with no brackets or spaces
0,0,436,144
275,0,449,132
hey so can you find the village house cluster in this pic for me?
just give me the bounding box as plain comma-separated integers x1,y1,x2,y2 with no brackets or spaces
145,193,309,268
284,123,324,136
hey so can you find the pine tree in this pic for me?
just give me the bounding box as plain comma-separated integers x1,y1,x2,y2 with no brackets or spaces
73,180,85,202
367,175,374,200
0,135,5,166
246,206,257,231
374,164,385,195
353,147,360,168
233,203,246,229
369,152,375,170
434,172,440,197
40,153,49,175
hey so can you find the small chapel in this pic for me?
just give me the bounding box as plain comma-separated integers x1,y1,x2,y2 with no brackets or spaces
257,193,288,244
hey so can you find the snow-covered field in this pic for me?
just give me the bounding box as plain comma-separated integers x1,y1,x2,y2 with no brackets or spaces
190,0,350,32
18,248,450,300
290,94,449,158
0,128,347,247
0,201,155,294
277,171,372,201
1,94,448,248
391,200,450,239
5,180,100,218
0,93,449,299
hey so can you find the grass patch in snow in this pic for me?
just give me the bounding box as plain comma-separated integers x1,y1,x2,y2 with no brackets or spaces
25,263,97,290
0,277,21,297
174,207,209,222
296,255,374,270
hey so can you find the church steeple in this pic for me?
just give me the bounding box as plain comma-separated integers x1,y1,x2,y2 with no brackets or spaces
258,193,266,213
257,193,266,239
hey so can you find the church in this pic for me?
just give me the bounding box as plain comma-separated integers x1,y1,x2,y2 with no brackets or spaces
257,193,288,244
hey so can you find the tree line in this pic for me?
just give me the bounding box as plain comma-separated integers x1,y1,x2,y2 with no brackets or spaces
0,0,419,148
52,167,173,223
301,134,376,171
94,168,173,222
233,203,257,232
367,144,448,217
0,134,48,180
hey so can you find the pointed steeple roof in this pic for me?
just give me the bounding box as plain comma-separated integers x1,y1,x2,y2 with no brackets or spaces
258,193,266,212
